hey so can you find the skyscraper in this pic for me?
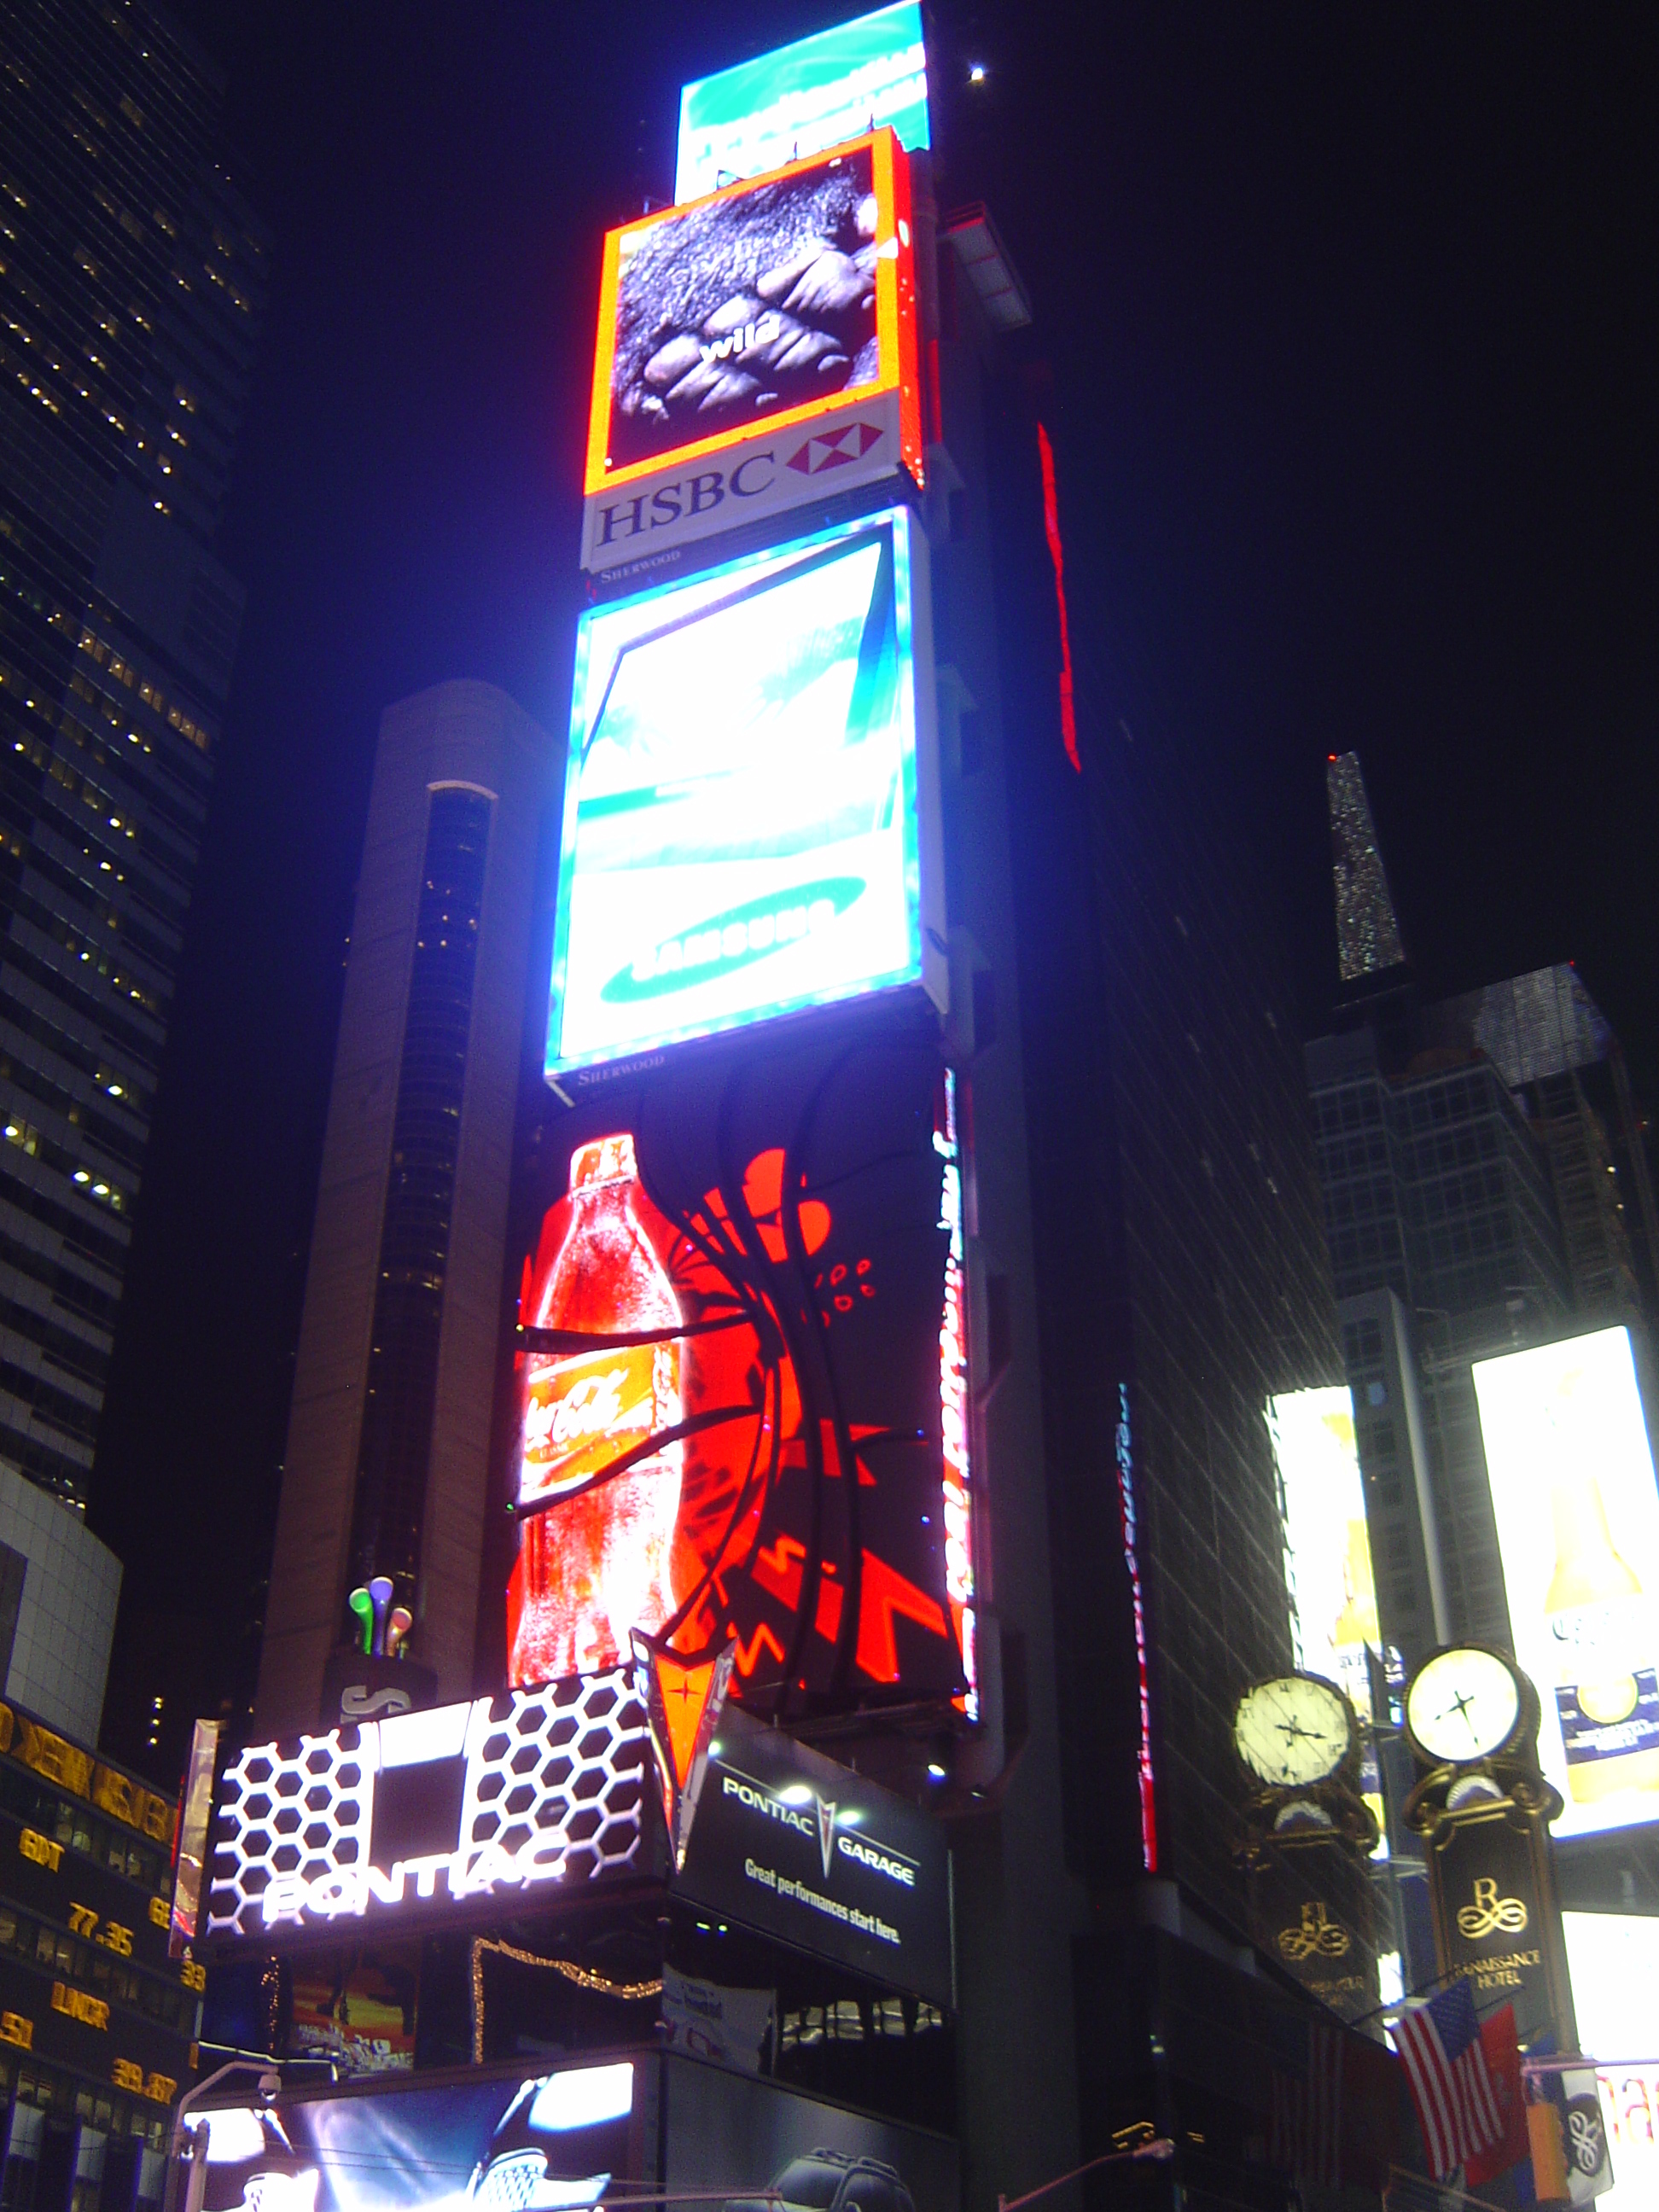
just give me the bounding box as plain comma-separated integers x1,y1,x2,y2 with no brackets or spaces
1307,760,1656,1662
256,682,552,1735
0,0,266,1506
1328,749,1406,984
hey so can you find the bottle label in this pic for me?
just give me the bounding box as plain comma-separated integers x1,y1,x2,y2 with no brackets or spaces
519,1340,677,1504
1555,1668,1659,1767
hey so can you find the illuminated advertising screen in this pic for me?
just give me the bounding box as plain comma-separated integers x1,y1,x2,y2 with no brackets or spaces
1266,1386,1386,1724
676,1704,953,2006
509,1034,968,1713
206,1674,649,1944
580,132,923,569
1563,1910,1659,2208
676,3,929,204
194,2051,958,2212
1472,1326,1659,1841
550,504,942,1078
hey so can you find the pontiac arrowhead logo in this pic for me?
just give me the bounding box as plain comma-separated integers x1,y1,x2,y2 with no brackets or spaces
787,422,883,475
816,1796,837,1880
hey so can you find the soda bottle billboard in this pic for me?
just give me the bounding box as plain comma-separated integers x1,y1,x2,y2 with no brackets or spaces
505,1036,968,1713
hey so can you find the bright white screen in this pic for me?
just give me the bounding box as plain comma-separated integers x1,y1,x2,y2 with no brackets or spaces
1563,1912,1659,2208
1473,1327,1659,1841
1267,1385,1382,1723
548,508,926,1078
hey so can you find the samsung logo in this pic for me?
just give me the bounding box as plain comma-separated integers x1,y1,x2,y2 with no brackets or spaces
601,878,864,1004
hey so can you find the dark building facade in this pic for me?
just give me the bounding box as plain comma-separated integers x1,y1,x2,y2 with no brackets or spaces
0,0,266,1506
928,242,1386,2208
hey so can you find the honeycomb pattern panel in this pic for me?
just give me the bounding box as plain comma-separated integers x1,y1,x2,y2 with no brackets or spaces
207,1671,649,1942
459,1670,648,1890
207,1728,378,1939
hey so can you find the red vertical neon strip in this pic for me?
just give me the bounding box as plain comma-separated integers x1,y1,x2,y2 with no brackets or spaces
1036,423,1080,772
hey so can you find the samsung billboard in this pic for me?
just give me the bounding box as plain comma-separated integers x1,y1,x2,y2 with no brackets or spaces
549,503,943,1082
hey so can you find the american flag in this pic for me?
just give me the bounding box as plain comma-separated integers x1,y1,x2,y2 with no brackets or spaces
1269,2015,1344,2188
1390,1981,1505,2181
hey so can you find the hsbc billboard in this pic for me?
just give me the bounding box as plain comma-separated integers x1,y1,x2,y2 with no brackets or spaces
582,392,906,573
579,128,922,574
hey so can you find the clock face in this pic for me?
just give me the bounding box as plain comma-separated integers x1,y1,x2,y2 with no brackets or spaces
1405,1647,1522,1765
1233,1675,1353,1788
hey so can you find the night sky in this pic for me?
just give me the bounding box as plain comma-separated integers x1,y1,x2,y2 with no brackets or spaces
89,2,1659,1764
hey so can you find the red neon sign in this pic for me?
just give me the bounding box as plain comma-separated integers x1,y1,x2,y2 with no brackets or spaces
1037,423,1080,773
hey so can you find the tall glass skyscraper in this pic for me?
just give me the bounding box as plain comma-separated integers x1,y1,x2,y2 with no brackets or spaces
0,0,265,1505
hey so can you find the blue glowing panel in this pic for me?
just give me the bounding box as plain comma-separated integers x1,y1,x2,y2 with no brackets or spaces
676,3,929,206
549,506,937,1080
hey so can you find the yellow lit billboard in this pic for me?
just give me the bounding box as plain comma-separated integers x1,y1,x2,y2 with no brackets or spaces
1473,1326,1659,1841
1266,1385,1382,1724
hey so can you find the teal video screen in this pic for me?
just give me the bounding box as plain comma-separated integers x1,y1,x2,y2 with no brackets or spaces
548,506,926,1080
676,3,928,205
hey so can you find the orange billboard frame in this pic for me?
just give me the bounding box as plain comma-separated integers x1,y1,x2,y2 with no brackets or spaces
582,127,923,501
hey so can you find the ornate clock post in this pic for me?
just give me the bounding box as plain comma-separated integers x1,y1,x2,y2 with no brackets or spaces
1232,1673,1380,2026
1401,1644,1577,2050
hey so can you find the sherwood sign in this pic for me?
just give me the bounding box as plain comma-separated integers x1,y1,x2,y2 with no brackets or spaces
673,1704,952,2006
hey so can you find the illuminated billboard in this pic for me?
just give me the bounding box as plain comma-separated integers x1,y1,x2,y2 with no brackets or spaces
676,3,929,204
550,503,942,1078
1267,1385,1385,1724
193,2051,959,2212
580,131,923,570
1472,1326,1659,1841
207,1673,649,1942
1563,1910,1656,2208
509,1036,968,1712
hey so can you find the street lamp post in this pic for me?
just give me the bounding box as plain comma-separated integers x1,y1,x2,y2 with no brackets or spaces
163,2060,282,2212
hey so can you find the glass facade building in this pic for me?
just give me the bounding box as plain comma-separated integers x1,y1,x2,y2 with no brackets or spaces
0,0,266,1505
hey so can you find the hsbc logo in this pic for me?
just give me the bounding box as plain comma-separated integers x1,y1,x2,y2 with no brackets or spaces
588,415,894,562
787,422,884,475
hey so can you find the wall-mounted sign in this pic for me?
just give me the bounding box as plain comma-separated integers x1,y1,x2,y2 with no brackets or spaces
317,1651,438,1731
673,1704,952,2006
1423,1801,1575,2048
509,1038,968,1712
552,504,943,1078
1472,1327,1659,1841
0,1700,175,1848
581,132,922,573
675,3,929,205
206,1673,650,1946
1247,1841,1377,2026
